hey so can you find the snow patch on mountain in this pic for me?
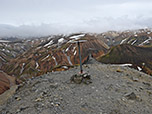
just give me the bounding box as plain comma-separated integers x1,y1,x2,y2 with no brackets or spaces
74,51,77,56
0,40,10,43
65,44,72,52
20,63,25,75
0,56,6,62
139,37,152,46
70,34,85,40
72,46,76,52
35,62,39,69
58,38,64,43
52,56,58,65
113,64,132,67
137,66,142,71
44,40,53,47
41,55,50,61
120,38,127,44
131,40,137,45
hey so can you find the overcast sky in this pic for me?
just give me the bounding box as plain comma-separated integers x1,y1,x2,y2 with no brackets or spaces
0,0,152,37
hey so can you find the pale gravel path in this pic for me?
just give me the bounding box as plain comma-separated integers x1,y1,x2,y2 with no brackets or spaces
0,60,152,114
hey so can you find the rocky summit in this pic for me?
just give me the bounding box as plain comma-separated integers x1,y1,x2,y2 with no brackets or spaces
0,59,152,114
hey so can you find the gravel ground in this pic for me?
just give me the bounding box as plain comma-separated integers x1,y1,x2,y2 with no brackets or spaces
0,59,152,114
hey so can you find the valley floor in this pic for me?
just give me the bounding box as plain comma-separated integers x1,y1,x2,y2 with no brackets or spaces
0,60,152,114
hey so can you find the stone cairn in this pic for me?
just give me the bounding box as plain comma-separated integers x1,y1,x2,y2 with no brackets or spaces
70,73,92,84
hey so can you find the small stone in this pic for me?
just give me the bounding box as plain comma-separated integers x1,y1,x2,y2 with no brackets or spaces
83,73,90,78
83,65,88,68
125,92,137,100
16,109,20,112
15,97,21,101
147,91,152,96
59,97,63,100
131,77,139,82
35,97,43,102
55,102,60,107
35,89,39,92
122,97,126,101
116,68,123,73
49,83,58,89
55,104,59,107
106,75,110,78
92,86,95,89
126,74,129,76
139,86,143,90
40,91,47,97
51,102,54,105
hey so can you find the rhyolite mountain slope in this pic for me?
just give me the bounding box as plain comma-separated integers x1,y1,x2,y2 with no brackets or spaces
0,58,152,114
2,34,109,79
97,44,152,75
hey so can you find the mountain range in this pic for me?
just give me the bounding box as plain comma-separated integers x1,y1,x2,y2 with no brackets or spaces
0,28,152,94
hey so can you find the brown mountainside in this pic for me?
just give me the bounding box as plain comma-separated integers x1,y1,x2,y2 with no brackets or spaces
2,34,109,79
0,71,16,94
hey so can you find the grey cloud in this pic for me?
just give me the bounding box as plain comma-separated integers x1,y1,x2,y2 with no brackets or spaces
0,0,152,37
